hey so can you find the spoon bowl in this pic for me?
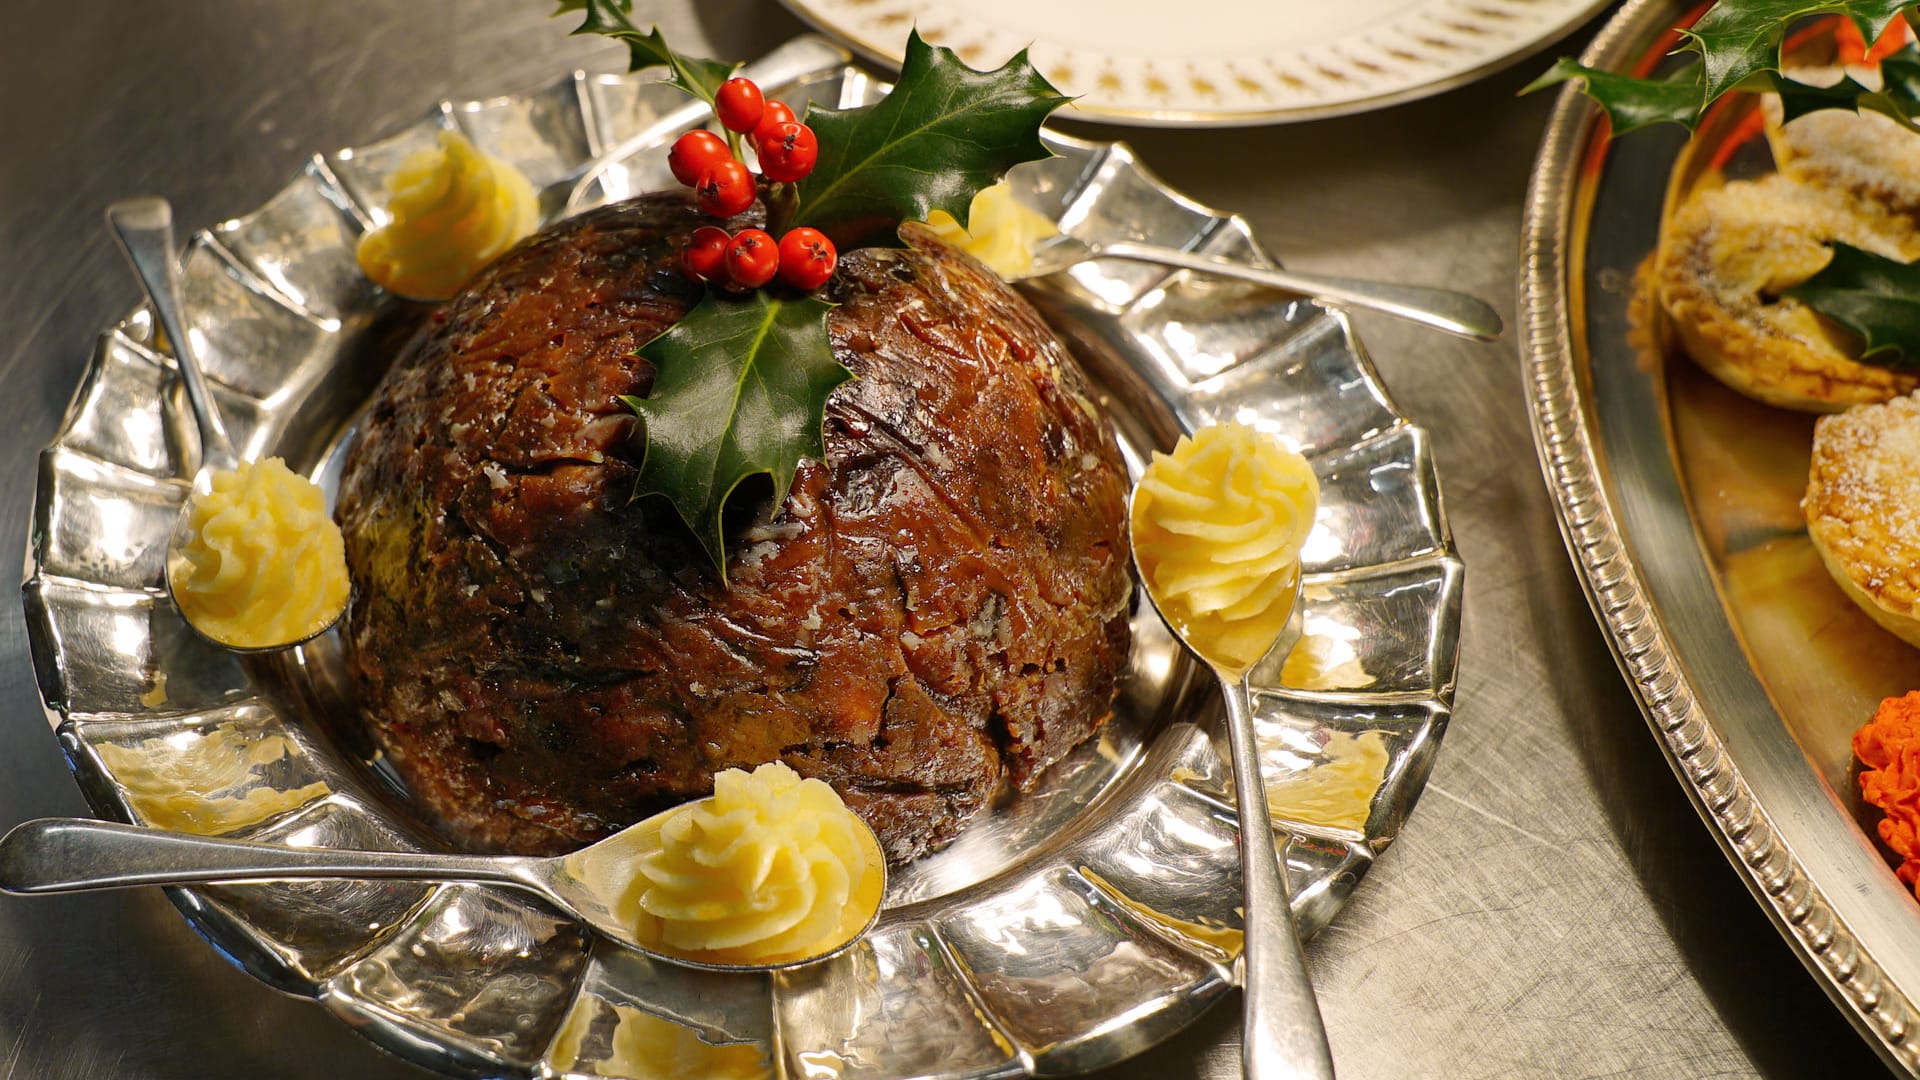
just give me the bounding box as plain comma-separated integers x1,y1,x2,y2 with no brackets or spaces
0,804,888,973
106,197,347,654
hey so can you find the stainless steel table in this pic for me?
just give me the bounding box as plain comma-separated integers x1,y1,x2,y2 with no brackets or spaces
0,2,1892,1076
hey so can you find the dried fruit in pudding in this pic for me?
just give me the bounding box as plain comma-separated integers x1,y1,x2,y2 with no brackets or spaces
335,195,1132,861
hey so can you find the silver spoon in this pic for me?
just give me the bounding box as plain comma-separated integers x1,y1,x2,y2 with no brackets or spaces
106,197,346,653
0,809,887,973
1130,507,1336,1080
1020,232,1503,343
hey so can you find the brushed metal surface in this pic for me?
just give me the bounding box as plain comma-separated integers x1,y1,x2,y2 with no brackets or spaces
0,1,1895,1078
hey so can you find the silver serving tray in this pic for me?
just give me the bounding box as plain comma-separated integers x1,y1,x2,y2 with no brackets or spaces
1523,4,1920,1074
24,36,1461,1079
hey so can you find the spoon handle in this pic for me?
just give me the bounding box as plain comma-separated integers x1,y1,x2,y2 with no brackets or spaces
0,818,534,894
105,198,240,473
1093,240,1504,343
1221,680,1336,1080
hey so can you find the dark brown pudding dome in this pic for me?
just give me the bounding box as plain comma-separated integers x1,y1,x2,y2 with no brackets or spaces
336,193,1132,862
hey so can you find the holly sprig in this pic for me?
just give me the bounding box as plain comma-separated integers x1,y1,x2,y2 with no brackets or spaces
553,8,1066,574
1531,2,1920,367
555,0,735,105
792,30,1069,249
1528,2,1920,133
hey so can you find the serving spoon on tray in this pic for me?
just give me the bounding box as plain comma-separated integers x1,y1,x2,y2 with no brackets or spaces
1014,232,1503,342
1132,506,1337,1080
105,196,347,654
0,805,887,973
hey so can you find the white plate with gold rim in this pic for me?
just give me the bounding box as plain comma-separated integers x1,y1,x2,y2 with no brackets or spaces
775,0,1612,126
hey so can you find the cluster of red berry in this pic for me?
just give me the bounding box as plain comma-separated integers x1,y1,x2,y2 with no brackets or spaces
667,77,837,291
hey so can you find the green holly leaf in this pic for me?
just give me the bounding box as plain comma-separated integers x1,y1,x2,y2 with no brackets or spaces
789,30,1070,250
622,290,851,576
1687,0,1909,104
1772,42,1920,129
553,0,734,104
1781,242,1920,367
1527,1,1920,130
1523,59,1706,133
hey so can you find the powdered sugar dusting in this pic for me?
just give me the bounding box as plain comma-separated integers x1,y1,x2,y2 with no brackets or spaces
1807,393,1920,611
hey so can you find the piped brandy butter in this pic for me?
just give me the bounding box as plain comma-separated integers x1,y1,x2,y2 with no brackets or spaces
355,130,538,300
1131,422,1319,673
574,762,884,966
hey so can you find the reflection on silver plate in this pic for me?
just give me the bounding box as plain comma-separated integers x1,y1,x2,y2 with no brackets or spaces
25,36,1461,1079
1522,3,1920,1075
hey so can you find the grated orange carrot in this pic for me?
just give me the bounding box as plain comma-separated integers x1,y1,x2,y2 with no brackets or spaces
1854,691,1920,890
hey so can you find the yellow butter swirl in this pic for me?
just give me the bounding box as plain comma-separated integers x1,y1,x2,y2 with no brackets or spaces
592,762,883,965
355,130,539,300
97,730,330,835
1132,422,1319,673
169,457,349,650
923,182,1057,278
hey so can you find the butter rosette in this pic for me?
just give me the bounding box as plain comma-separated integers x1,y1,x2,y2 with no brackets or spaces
611,762,883,966
922,182,1058,279
169,457,349,650
355,130,539,300
1132,422,1319,672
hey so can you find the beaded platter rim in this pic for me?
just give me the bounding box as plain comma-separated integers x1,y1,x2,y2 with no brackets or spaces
1520,0,1920,1074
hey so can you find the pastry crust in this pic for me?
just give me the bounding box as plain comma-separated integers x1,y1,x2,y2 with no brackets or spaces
1805,393,1920,647
1764,65,1920,215
1657,173,1920,412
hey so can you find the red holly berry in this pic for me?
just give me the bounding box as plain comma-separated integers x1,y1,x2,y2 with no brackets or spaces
695,159,755,218
777,228,837,290
667,129,732,188
756,122,819,183
680,226,731,283
752,100,796,150
715,78,765,134
725,228,779,288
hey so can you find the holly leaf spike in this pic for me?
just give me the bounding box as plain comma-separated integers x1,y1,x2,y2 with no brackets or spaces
1685,0,1912,107
1523,59,1706,133
791,30,1070,250
1772,42,1920,129
623,291,852,577
553,0,735,104
1782,241,1920,368
1527,2,1920,131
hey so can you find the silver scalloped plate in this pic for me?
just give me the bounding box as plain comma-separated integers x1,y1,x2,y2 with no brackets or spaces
24,36,1461,1079
1522,3,1920,1075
